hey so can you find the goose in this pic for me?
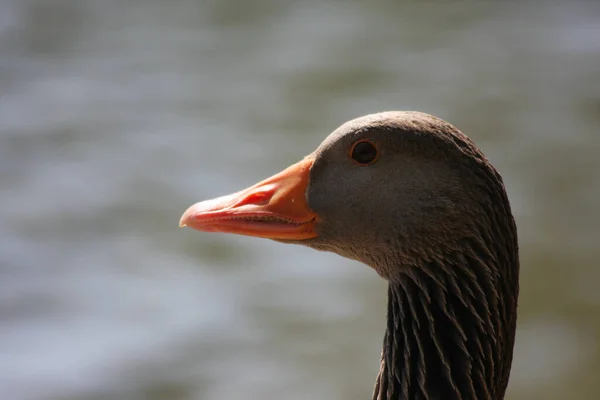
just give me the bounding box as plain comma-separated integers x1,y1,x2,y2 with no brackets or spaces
180,111,519,400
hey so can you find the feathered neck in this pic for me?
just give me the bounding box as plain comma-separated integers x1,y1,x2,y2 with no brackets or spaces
372,239,518,400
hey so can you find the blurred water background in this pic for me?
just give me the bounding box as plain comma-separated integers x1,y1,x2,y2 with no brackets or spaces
1,0,599,399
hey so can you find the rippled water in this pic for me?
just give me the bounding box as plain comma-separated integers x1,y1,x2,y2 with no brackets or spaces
1,1,599,399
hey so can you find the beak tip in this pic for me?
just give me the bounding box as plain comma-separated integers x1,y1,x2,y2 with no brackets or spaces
179,213,190,228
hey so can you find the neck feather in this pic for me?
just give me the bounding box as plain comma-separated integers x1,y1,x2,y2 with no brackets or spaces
372,239,518,400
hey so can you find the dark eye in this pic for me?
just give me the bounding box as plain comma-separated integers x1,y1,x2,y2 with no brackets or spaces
350,140,378,165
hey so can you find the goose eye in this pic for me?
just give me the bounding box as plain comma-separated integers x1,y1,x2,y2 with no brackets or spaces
351,140,378,165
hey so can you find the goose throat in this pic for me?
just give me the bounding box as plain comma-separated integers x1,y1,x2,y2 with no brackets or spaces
372,245,517,400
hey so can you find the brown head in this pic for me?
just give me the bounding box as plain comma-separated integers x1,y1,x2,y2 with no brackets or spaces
181,111,519,399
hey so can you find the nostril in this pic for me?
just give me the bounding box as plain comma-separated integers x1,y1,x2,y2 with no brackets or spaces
235,189,273,207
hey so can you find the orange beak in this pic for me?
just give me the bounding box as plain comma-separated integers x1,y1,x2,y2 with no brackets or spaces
179,158,318,240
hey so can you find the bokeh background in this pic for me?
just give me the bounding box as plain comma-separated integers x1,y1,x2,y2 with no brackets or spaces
1,1,599,399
